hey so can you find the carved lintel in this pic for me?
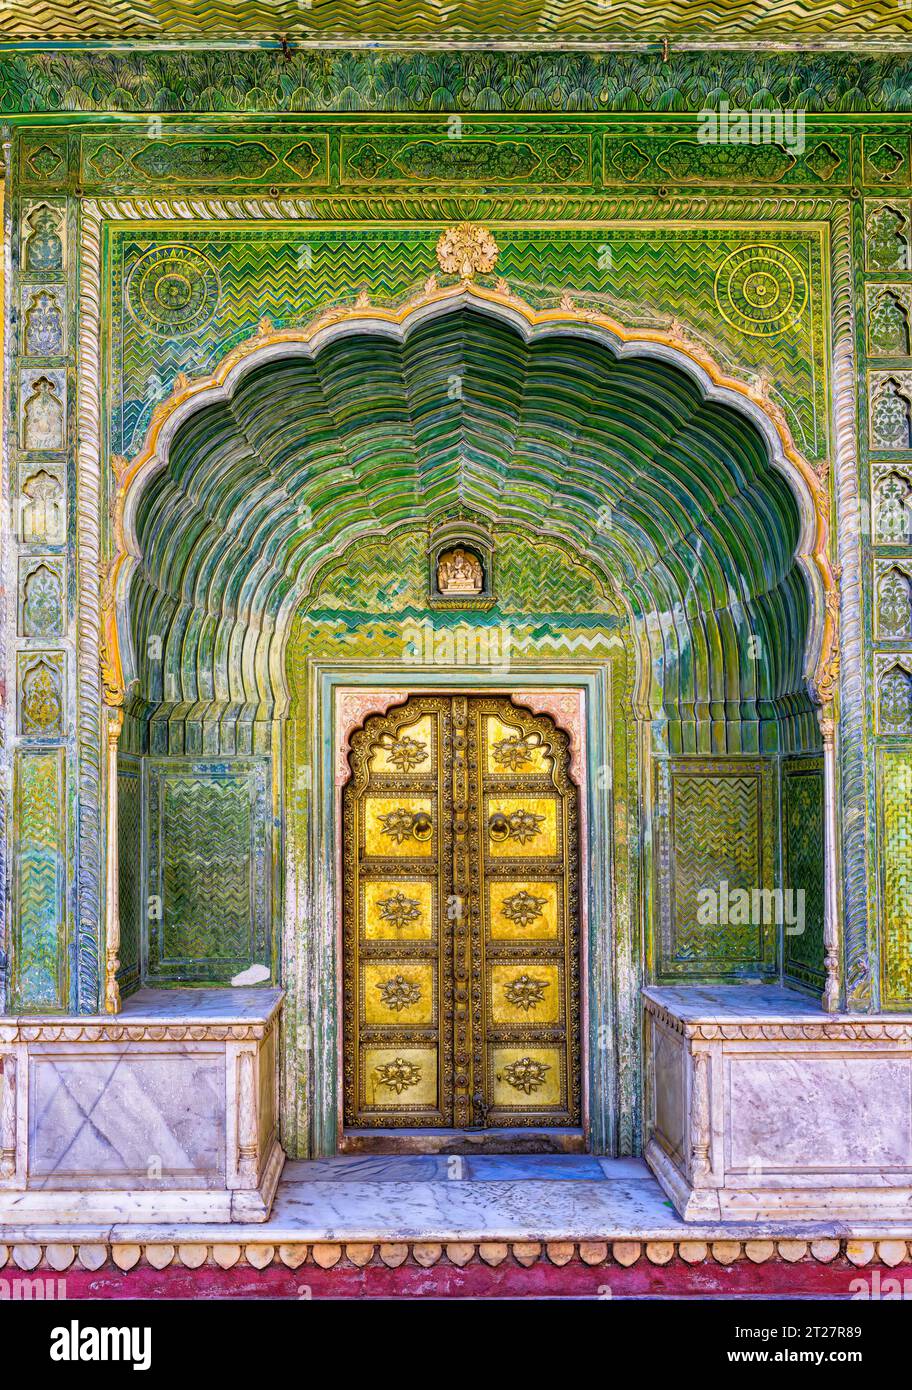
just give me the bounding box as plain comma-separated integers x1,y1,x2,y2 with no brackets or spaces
0,1055,16,1181
690,1048,712,1180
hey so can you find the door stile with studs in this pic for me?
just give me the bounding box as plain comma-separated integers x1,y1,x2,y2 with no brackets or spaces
343,694,580,1129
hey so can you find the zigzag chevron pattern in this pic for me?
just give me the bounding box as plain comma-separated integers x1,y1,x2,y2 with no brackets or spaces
116,232,821,460
118,772,143,980
782,767,825,988
158,778,253,966
14,753,63,1010
882,752,912,1007
672,773,761,966
3,0,910,40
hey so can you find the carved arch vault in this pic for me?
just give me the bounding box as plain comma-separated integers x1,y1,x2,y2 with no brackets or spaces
107,283,835,748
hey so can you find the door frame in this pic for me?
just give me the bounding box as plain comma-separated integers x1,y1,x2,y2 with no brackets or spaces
287,658,630,1158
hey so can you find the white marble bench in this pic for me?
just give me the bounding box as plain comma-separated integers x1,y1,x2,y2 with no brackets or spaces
644,984,912,1222
0,987,284,1225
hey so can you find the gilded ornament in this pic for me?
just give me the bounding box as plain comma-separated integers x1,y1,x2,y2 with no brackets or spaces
376,975,422,1012
503,974,549,1011
488,808,545,844
374,1057,422,1094
501,1056,551,1095
501,889,547,927
378,807,432,843
491,734,534,770
376,891,422,929
435,223,499,280
382,734,429,771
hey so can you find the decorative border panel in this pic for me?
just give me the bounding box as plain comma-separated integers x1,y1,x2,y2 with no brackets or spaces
145,758,272,986
782,755,826,992
11,748,66,1011
878,747,912,1009
655,757,776,981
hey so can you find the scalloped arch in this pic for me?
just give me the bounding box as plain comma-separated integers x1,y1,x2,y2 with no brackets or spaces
109,283,834,743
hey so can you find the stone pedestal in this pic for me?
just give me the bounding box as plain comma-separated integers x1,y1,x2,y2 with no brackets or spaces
0,988,284,1224
644,985,912,1222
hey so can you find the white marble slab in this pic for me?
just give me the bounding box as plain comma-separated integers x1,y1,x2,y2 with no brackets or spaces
2,986,283,1028
28,1048,226,1187
645,983,912,1023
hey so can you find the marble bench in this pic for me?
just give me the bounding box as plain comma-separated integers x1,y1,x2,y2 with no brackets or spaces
0,987,284,1225
644,984,912,1222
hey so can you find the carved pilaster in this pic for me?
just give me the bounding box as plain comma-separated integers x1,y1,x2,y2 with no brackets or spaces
690,1048,712,1180
237,1049,258,1187
103,704,124,1015
819,705,842,1013
0,1056,16,1180
77,198,105,1009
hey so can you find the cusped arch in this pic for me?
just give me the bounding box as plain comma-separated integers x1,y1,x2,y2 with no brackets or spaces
105,282,835,739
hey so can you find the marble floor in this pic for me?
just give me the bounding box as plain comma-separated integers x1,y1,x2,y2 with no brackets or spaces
6,1154,908,1245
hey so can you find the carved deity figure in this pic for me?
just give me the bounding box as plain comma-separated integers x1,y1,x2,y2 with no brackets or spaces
437,546,484,595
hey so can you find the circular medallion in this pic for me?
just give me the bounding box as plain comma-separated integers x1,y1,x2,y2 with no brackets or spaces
713,245,808,338
127,246,219,336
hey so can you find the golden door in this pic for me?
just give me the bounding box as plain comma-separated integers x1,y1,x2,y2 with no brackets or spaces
343,694,581,1129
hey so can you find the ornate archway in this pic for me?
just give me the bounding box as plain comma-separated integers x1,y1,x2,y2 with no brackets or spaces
96,275,839,1155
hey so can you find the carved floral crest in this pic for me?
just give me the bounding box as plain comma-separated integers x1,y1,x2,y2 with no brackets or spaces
435,223,499,280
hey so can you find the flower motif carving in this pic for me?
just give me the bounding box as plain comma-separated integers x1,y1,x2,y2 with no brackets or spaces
501,889,547,927
491,734,535,770
379,808,419,843
376,974,422,1012
503,974,549,1011
378,808,432,843
489,808,545,844
377,891,422,929
374,1057,422,1094
385,734,429,771
501,1056,551,1095
435,223,499,279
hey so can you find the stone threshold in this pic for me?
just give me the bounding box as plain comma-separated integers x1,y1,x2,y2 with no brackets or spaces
4,1158,912,1247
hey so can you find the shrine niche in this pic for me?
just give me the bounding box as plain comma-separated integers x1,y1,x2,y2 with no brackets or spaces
19,468,64,543
875,469,912,543
866,203,911,272
22,287,65,357
879,659,912,734
428,520,494,608
437,546,483,594
21,202,64,273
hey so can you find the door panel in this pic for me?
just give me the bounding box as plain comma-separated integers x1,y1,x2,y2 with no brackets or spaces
343,694,580,1130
